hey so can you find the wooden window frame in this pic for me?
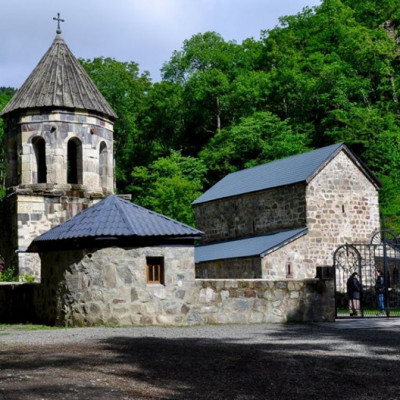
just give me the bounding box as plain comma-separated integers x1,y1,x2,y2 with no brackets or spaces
146,257,164,285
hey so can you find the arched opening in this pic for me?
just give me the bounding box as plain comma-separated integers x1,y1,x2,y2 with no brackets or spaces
67,138,82,184
32,136,46,183
99,141,108,189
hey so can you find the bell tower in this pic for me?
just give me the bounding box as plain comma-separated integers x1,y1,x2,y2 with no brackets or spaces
0,16,117,278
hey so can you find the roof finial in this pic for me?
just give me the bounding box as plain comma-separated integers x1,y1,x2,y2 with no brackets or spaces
53,13,65,34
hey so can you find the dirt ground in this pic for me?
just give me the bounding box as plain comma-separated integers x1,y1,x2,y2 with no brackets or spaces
0,321,399,400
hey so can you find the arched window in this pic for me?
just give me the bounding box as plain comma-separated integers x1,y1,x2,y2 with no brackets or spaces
67,138,82,184
99,141,108,189
32,137,46,183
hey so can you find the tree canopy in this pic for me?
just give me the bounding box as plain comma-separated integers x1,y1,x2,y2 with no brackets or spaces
2,0,400,230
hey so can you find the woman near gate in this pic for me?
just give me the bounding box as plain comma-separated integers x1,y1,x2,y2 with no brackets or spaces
347,272,362,316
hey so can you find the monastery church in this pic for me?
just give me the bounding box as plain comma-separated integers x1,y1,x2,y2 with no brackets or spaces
0,21,382,326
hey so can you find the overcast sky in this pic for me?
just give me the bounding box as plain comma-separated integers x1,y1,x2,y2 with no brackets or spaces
1,0,321,88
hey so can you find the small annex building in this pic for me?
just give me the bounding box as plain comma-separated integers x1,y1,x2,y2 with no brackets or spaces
193,143,381,280
27,195,202,326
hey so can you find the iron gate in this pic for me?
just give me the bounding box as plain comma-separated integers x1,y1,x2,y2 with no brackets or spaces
334,230,400,318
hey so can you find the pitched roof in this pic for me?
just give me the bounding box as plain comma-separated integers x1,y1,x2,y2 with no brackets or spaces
28,195,202,251
193,143,380,205
1,30,117,119
195,228,307,263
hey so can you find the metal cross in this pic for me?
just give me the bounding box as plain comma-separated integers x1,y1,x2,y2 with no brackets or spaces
53,13,65,33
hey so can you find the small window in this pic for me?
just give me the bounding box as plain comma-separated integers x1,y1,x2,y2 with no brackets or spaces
67,138,83,184
32,136,47,183
146,257,164,284
286,262,293,279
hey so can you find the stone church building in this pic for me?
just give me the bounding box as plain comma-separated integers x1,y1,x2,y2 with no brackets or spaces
194,143,381,280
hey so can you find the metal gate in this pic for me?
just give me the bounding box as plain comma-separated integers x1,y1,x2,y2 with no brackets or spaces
334,230,400,318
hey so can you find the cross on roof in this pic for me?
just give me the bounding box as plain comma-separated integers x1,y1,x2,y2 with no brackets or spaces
53,13,65,34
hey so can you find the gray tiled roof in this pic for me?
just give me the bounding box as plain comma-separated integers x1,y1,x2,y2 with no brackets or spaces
193,143,379,205
195,228,307,263
30,195,202,246
1,31,117,119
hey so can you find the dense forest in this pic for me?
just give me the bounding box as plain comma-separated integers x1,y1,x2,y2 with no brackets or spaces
1,0,400,231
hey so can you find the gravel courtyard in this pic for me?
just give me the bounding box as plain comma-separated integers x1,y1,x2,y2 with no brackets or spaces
0,319,399,400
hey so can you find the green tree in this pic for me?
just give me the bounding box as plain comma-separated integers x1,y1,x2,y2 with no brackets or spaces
161,32,260,154
0,87,16,198
80,58,152,191
200,111,310,183
128,150,207,226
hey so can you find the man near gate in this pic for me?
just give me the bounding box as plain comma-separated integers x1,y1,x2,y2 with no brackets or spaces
375,269,385,316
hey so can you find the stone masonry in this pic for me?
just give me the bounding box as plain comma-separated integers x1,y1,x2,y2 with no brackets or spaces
0,108,114,277
195,149,380,281
0,248,335,326
195,183,307,244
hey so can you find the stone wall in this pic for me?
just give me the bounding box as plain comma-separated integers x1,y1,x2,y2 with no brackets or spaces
306,150,380,268
262,233,311,280
1,107,115,277
4,109,114,193
34,246,197,326
194,183,307,244
0,277,335,326
0,246,335,326
194,279,335,324
0,192,101,277
196,257,262,279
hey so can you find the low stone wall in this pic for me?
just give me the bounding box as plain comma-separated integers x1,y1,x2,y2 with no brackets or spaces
0,278,335,326
192,279,335,324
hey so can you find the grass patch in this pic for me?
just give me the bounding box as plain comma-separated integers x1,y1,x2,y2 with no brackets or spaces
0,323,63,331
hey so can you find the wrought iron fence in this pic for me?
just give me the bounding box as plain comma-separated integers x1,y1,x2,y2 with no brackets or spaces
334,230,400,318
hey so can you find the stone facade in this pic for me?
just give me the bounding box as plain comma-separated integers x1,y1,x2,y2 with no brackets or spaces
1,108,114,276
0,272,335,326
194,149,380,280
4,109,114,192
195,183,306,244
306,151,380,264
196,257,262,279
34,246,197,326
0,191,101,277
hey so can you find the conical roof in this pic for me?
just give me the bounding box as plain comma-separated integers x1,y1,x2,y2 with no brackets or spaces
28,195,202,251
1,30,117,119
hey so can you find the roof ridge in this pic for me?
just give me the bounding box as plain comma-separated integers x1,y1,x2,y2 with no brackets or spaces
193,143,349,205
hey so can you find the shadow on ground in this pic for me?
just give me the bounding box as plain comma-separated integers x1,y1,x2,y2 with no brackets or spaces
0,324,399,399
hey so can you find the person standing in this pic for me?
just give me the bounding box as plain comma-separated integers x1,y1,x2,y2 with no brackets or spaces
375,270,385,316
347,272,362,316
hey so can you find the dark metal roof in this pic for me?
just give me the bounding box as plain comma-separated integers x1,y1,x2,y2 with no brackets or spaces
193,143,380,205
1,31,117,119
195,228,308,263
29,195,202,249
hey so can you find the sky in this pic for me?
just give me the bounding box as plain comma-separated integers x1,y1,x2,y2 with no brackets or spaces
0,0,321,88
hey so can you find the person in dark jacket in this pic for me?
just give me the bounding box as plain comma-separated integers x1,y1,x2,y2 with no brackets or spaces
347,272,361,316
375,270,385,315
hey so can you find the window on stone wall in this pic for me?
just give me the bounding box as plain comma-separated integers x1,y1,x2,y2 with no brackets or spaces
286,262,293,279
32,136,46,183
146,257,164,284
99,141,108,189
67,138,83,184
